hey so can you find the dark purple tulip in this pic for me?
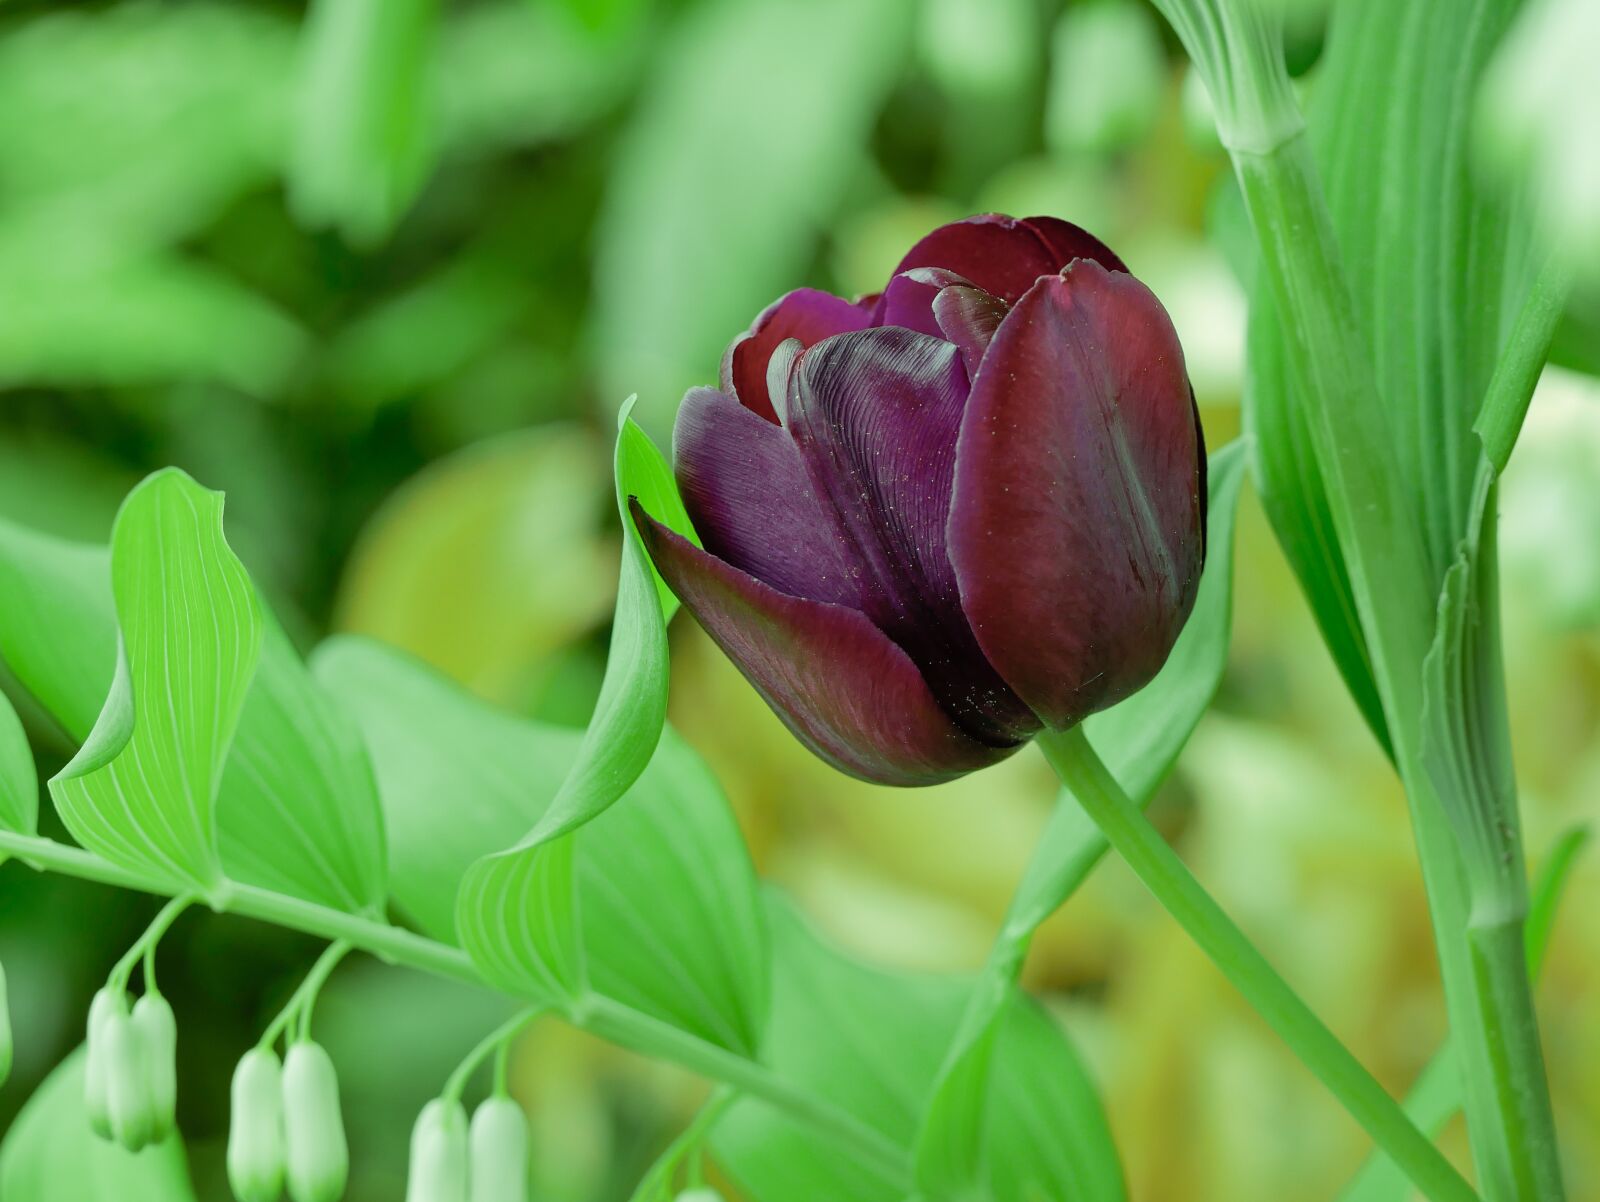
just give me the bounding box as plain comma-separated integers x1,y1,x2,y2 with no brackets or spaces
632,215,1205,786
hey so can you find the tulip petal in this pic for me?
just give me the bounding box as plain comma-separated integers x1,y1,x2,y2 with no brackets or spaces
673,386,862,608
949,260,1204,729
890,214,1126,308
720,288,875,423
631,503,1014,786
786,328,1039,743
878,267,973,339
931,282,1009,378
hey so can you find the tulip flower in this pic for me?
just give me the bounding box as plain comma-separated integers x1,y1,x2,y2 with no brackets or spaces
632,214,1204,786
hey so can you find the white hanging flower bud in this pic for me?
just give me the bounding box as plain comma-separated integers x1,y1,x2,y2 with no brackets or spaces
468,1096,528,1202
674,1190,725,1202
84,987,124,1140
407,1098,469,1202
132,993,178,1141
228,1048,286,1202
103,1004,156,1151
283,1041,349,1202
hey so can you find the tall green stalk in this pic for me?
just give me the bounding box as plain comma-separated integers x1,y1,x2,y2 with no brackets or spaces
1038,726,1477,1202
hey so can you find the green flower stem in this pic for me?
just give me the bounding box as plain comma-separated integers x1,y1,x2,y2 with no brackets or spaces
107,892,194,992
443,1009,541,1104
0,829,904,1186
1469,919,1564,1202
1037,725,1478,1202
1341,826,1588,1202
259,940,352,1050
577,992,908,1185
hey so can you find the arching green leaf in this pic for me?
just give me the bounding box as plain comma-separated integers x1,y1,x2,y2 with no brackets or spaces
714,897,1120,1202
453,405,693,1000
0,519,115,744
216,614,388,915
49,469,263,898
0,687,36,838
317,637,767,1055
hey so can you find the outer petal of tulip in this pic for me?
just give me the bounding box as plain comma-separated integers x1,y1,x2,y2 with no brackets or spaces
720,288,875,423
631,502,1014,785
785,327,1039,744
889,214,1127,309
673,386,861,608
949,259,1204,729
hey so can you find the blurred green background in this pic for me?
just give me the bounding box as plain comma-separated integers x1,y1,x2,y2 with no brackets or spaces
0,0,1596,1198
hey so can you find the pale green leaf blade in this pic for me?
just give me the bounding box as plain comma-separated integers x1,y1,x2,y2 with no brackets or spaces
0,1048,198,1202
0,686,37,836
48,469,263,896
312,636,578,941
0,519,115,743
0,512,387,912
454,410,692,998
216,614,388,914
317,638,768,1054
914,441,1245,1197
715,897,1120,1202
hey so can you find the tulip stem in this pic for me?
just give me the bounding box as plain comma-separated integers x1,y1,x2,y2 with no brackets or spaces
1037,725,1479,1202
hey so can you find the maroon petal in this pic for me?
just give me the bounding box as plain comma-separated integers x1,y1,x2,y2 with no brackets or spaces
949,260,1204,729
720,288,875,423
889,214,1126,308
631,503,1013,786
877,267,972,340
786,327,1039,744
931,282,1009,378
673,386,862,609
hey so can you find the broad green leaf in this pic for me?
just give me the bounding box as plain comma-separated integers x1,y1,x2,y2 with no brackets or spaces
312,638,575,940
914,441,1246,1197
454,408,694,999
0,687,37,837
0,509,388,912
591,0,912,430
315,637,768,1055
216,614,388,914
0,518,115,742
49,469,263,897
713,898,1121,1202
0,1047,198,1202
291,0,438,246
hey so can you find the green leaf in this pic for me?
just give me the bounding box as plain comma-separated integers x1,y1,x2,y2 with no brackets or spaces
291,0,438,245
0,509,387,912
316,637,768,1055
0,1047,198,1202
48,469,263,897
590,0,912,430
0,518,115,743
216,615,388,915
913,441,1245,1198
0,686,36,837
453,408,693,999
714,898,1121,1202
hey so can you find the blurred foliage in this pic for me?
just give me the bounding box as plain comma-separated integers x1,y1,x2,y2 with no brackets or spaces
0,0,1595,1199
